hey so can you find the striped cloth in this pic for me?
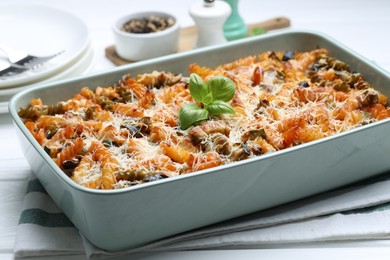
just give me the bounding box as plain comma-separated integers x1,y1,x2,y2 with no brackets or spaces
14,177,84,257
14,173,390,259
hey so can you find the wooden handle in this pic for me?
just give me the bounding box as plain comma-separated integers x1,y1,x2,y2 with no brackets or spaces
248,17,291,32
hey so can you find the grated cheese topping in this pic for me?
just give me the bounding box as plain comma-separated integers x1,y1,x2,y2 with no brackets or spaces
18,49,390,189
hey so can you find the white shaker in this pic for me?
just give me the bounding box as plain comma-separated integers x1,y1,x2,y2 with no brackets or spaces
189,0,231,48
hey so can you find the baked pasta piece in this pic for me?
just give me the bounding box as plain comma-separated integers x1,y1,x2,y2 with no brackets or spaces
19,49,390,189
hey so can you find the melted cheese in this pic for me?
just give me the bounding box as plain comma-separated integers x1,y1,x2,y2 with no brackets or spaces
21,49,390,189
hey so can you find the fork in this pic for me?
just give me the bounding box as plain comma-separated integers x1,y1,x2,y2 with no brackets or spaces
0,43,64,70
0,59,29,78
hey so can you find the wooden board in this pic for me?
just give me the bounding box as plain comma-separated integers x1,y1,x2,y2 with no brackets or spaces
105,17,290,66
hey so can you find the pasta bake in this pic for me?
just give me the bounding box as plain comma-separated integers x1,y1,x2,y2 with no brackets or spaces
18,48,390,189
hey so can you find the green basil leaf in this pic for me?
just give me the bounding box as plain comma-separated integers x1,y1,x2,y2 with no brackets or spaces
207,76,236,102
207,100,235,115
178,103,209,130
202,92,214,105
189,73,209,103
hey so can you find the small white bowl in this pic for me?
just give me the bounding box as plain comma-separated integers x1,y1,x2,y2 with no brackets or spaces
112,11,180,61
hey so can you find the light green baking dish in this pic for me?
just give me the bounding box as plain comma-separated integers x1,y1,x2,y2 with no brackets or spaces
9,30,390,251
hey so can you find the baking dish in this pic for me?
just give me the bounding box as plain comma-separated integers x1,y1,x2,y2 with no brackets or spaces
9,30,390,251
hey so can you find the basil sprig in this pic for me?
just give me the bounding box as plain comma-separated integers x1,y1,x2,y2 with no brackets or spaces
178,73,236,130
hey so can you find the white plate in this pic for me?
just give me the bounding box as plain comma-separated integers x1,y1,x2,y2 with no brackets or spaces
0,42,94,101
0,43,95,114
0,4,90,88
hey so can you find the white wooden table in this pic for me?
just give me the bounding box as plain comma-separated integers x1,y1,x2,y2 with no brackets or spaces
1,0,390,259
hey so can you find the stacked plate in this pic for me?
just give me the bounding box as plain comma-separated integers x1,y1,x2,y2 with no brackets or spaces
0,4,95,113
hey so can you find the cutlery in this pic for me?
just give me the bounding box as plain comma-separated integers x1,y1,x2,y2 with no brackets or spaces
0,59,29,78
0,43,64,70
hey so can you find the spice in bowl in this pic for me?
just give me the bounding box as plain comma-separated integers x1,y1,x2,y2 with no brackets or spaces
113,11,180,60
121,15,176,34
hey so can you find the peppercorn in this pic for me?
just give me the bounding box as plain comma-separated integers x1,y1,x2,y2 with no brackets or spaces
121,15,175,34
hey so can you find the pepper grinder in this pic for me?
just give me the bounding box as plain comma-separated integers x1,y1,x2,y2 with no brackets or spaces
223,0,248,41
189,0,231,48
